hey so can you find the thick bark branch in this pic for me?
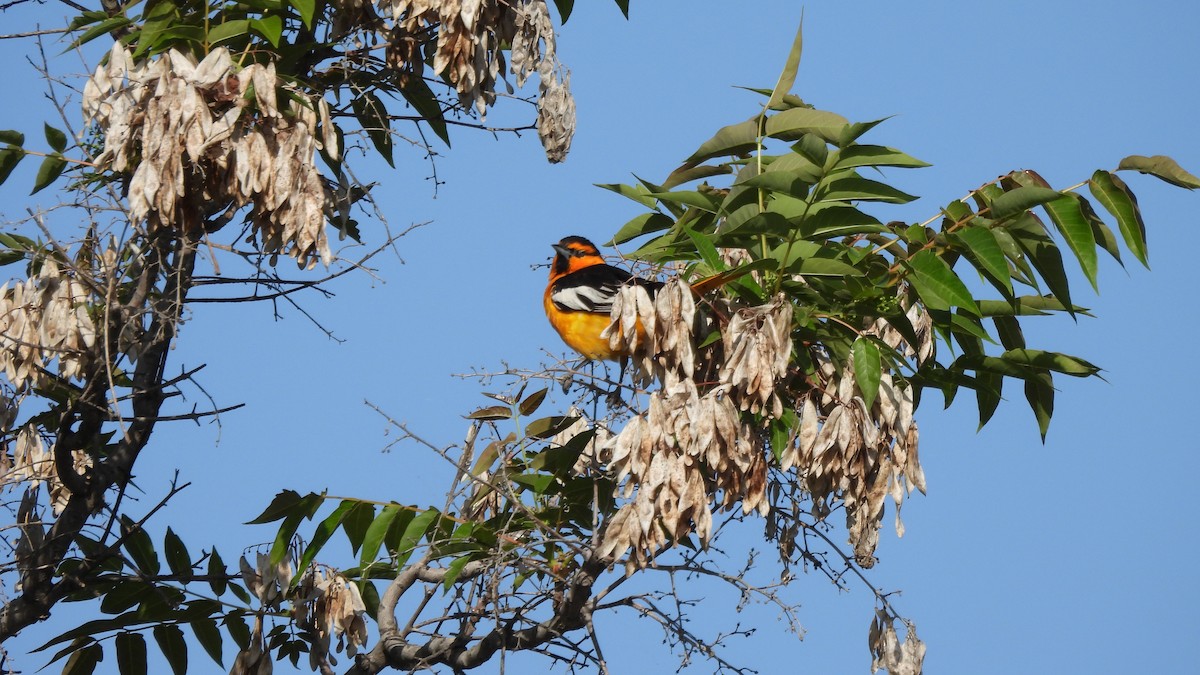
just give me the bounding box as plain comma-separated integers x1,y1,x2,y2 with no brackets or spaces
346,554,608,674
0,235,195,641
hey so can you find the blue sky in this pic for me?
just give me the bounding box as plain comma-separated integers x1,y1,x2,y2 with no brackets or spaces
2,0,1199,673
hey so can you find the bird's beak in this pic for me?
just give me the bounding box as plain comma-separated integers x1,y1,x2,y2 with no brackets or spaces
551,243,571,257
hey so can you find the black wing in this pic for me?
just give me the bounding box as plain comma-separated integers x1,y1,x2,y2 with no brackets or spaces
550,264,661,313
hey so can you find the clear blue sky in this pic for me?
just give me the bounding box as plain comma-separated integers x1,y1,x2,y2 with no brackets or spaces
2,1,1198,673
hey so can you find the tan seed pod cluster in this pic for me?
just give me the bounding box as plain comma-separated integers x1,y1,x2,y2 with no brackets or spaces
720,295,793,419
781,350,925,567
374,0,576,161
869,611,926,675
0,424,89,515
294,567,370,665
580,261,933,573
0,260,97,392
239,552,295,610
84,45,332,268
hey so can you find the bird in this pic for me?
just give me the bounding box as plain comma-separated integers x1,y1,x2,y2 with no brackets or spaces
544,235,662,360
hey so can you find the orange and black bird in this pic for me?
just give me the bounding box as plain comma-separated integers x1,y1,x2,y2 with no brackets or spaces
544,235,662,360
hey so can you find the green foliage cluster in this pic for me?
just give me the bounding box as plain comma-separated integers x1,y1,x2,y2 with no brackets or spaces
604,89,1197,440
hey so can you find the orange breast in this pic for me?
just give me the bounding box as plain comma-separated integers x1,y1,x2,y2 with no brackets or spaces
544,291,622,360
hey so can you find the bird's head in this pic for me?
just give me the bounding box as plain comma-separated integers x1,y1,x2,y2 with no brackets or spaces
550,236,603,276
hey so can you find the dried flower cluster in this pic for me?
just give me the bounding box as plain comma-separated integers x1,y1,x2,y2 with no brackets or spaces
371,0,577,161
869,611,926,675
84,45,332,268
0,259,96,392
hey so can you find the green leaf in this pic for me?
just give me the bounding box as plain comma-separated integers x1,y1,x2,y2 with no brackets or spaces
1042,194,1099,290
518,387,548,417
297,500,355,574
269,511,303,566
1078,197,1123,265
1089,170,1148,267
63,641,102,675
153,625,187,675
251,16,284,47
31,153,66,194
512,473,556,494
608,212,672,246
121,518,160,575
393,508,440,565
248,489,306,524
661,162,732,189
44,123,67,153
1117,154,1200,189
223,613,250,650
360,504,402,566
288,0,317,28
163,527,191,576
686,118,759,163
764,107,849,142
989,186,1061,218
67,16,134,51
552,0,574,22
766,18,803,110
115,632,147,675
207,548,228,597
207,19,251,45
524,415,579,440
353,91,394,167
613,0,630,18
596,182,657,209
682,224,723,271
818,176,917,204
1001,349,1100,377
978,295,1087,317
852,337,881,410
191,618,223,667
1013,226,1074,317
400,78,451,146
952,225,1011,294
647,189,720,212
1023,370,1055,441
467,405,510,421
801,205,883,238
906,250,979,315
0,130,24,145
793,257,863,277
833,144,929,170
442,554,476,590
992,315,1025,350
342,501,376,554
975,370,1003,429
100,582,150,615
